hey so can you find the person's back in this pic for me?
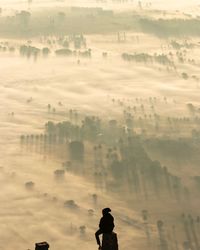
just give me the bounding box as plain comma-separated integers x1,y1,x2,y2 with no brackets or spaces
99,212,114,233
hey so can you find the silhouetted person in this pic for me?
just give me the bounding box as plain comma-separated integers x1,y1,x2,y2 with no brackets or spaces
95,208,115,248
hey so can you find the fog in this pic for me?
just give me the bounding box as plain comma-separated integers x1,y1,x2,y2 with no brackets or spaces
2,0,200,11
1,1,200,250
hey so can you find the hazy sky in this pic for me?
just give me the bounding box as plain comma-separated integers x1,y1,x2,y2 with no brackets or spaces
1,0,199,10
1,0,200,249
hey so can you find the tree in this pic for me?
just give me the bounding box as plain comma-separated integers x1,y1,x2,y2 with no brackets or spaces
69,141,84,161
58,12,66,22
182,72,189,80
17,11,31,28
42,47,50,56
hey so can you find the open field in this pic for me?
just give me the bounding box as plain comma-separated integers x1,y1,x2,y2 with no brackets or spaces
1,1,200,250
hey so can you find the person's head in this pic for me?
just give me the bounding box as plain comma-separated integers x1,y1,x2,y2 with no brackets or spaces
102,207,111,216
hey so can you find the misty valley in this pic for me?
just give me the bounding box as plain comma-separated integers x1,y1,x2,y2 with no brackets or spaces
0,1,200,250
